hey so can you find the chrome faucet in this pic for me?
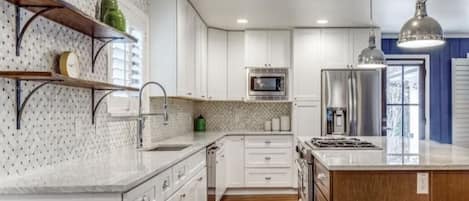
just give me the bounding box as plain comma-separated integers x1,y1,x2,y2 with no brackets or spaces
137,81,169,149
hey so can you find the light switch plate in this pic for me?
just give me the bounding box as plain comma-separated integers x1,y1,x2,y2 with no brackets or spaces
417,172,429,194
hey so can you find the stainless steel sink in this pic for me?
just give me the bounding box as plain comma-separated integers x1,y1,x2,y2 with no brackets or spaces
141,144,192,152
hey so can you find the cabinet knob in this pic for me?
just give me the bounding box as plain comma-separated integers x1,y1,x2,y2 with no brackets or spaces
187,92,192,96
178,170,185,179
265,156,272,161
141,195,150,201
265,177,272,181
162,180,170,190
264,140,272,144
197,177,203,181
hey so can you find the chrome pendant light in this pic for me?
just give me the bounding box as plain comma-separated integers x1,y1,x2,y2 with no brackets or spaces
357,0,386,68
397,0,445,48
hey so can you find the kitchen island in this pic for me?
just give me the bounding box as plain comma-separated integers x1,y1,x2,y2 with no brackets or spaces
297,136,469,201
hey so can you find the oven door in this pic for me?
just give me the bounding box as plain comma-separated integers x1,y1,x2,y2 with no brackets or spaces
248,73,286,96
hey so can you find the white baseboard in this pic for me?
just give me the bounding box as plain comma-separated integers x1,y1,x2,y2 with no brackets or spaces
225,188,298,195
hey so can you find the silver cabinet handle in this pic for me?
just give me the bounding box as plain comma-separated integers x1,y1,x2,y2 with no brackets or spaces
265,177,272,181
317,173,327,180
265,156,272,161
187,92,192,95
162,179,170,190
197,177,203,181
178,170,185,179
264,140,272,144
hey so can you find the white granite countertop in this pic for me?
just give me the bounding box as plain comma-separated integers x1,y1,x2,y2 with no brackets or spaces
298,136,469,171
0,131,293,195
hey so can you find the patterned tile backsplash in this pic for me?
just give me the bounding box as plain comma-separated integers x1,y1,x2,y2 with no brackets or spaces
194,101,292,131
0,0,291,179
0,0,148,178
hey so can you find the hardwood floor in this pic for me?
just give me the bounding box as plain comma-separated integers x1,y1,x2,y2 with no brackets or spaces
221,195,298,201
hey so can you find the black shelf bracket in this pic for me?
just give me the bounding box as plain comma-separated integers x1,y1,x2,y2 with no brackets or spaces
91,88,122,124
91,37,122,73
15,80,56,129
15,5,63,56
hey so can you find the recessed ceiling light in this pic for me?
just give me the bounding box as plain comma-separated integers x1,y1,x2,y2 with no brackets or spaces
316,19,329,24
237,18,248,24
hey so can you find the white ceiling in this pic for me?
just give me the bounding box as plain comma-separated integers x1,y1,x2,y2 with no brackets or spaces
190,0,469,33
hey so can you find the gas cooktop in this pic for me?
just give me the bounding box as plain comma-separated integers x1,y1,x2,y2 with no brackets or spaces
306,137,382,150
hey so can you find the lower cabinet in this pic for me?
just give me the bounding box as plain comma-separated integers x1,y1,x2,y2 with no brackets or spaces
124,149,207,201
226,136,245,187
293,101,321,137
225,135,294,189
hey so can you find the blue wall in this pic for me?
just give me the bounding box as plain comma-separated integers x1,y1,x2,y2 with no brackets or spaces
382,38,469,144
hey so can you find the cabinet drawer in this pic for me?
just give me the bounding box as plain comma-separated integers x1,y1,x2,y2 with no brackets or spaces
155,169,173,201
245,148,292,167
245,168,292,187
314,160,330,199
123,178,156,201
172,159,188,191
187,149,207,175
245,136,292,148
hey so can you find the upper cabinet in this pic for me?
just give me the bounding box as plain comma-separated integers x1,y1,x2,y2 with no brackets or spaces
207,28,228,100
245,30,291,68
227,31,246,101
292,28,381,101
149,0,207,98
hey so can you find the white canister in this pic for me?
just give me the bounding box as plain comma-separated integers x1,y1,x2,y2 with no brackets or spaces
264,121,272,131
280,115,291,131
272,118,280,131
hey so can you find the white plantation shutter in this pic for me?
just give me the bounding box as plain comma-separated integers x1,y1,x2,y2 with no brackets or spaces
108,2,147,114
452,58,469,146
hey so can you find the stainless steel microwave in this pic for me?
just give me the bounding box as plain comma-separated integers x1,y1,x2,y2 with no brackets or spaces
247,68,288,101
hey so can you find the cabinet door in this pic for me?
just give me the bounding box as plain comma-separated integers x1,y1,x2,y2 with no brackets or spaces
225,136,245,187
227,31,246,101
351,29,382,66
215,150,226,201
208,28,228,100
294,101,321,137
293,29,322,101
321,29,352,69
245,30,269,67
177,0,196,97
195,16,208,99
269,30,291,68
194,169,208,201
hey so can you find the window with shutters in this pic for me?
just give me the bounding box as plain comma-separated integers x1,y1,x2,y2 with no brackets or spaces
107,1,148,114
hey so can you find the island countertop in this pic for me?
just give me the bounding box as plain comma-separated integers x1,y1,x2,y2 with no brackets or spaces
298,136,469,171
0,131,293,195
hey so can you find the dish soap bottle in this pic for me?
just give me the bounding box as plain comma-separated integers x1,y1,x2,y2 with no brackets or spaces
194,115,206,132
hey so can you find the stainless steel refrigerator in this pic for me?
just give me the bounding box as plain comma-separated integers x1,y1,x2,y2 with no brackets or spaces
321,69,383,136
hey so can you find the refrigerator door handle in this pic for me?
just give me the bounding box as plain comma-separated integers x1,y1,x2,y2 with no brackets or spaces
348,72,353,136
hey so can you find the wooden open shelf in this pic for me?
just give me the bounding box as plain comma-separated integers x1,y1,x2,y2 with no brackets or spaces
0,71,138,91
6,0,137,42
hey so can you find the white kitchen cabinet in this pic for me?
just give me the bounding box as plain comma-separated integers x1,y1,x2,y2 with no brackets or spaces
149,0,204,98
245,30,291,68
293,29,322,101
245,30,269,67
215,142,226,201
208,28,228,100
194,170,208,201
227,31,246,101
292,28,381,101
177,0,196,97
195,16,208,99
293,101,321,137
225,136,245,187
245,168,292,187
269,30,291,68
321,29,352,69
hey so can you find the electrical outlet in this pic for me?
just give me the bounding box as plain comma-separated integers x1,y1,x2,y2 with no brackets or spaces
417,172,429,194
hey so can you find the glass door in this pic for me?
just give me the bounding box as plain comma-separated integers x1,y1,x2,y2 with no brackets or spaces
384,60,426,142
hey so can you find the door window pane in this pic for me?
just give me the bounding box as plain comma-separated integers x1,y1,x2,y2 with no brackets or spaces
403,106,419,138
386,66,403,104
403,66,420,104
386,106,402,137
